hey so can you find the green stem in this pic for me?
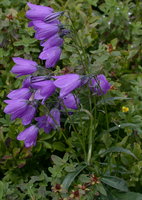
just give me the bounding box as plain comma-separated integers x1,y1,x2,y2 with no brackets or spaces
61,100,87,160
87,116,93,165
104,103,109,133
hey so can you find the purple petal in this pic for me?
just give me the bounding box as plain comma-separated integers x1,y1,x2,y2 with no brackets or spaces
26,3,53,20
62,93,79,110
22,76,31,88
7,88,31,99
4,99,27,114
39,47,62,68
89,74,111,95
48,108,60,129
44,125,52,134
35,115,47,128
54,74,81,97
53,74,80,88
34,90,43,100
11,58,37,76
33,80,56,101
28,21,34,27
21,105,36,125
27,2,53,11
31,80,52,89
12,57,37,66
17,125,39,148
35,25,59,40
35,115,52,133
11,64,37,76
4,99,28,120
40,80,56,96
42,34,63,50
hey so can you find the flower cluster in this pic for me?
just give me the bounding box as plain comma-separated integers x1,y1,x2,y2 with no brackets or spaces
4,2,111,148
26,2,66,68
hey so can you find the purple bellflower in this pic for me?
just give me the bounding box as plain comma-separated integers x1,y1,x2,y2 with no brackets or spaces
21,105,36,125
53,74,82,98
39,46,62,68
26,2,53,21
89,74,111,95
48,108,60,129
36,115,53,134
61,93,79,110
7,88,32,100
36,108,60,133
41,34,63,50
35,115,50,133
4,99,36,124
32,80,56,101
11,57,37,76
4,99,29,120
17,125,39,148
33,21,59,40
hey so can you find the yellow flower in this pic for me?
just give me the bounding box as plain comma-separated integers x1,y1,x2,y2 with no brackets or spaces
122,106,129,113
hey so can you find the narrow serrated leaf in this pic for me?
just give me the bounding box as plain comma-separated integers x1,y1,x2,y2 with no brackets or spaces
101,176,128,192
100,146,137,159
62,164,87,190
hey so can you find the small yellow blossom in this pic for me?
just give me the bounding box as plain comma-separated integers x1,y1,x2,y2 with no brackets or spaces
122,106,129,113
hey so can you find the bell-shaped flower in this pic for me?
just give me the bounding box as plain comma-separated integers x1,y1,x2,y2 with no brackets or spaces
53,74,82,98
36,115,52,134
35,108,60,134
17,125,39,148
61,93,79,110
4,99,29,120
11,57,37,76
39,46,62,68
26,2,53,21
33,21,59,40
41,34,63,50
7,88,32,100
32,80,56,101
48,108,60,129
4,98,36,124
21,105,36,125
89,74,111,96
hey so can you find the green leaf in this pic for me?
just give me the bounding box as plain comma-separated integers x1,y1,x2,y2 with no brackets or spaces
111,51,121,57
52,142,65,151
43,142,52,149
62,164,87,190
111,38,118,49
101,176,128,192
87,0,99,6
95,183,107,196
114,192,142,200
128,49,138,59
100,146,137,159
108,123,138,132
0,181,4,199
97,97,131,105
51,155,65,166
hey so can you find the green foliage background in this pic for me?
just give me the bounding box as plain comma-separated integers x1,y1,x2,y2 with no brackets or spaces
0,0,142,199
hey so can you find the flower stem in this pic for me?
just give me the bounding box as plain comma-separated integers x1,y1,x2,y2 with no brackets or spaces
87,115,93,165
